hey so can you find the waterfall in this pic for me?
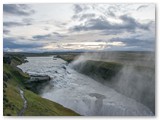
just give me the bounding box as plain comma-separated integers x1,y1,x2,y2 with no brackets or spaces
18,56,154,116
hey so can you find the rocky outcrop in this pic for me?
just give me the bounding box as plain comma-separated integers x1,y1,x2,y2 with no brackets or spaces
26,75,51,83
25,75,51,94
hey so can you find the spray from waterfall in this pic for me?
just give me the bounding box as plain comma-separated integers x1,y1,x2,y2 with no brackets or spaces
69,51,155,113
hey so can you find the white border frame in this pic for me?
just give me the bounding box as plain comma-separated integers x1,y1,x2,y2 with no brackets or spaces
1,0,159,120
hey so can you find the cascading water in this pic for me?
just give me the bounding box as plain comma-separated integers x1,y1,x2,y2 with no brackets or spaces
70,52,155,114
18,56,153,116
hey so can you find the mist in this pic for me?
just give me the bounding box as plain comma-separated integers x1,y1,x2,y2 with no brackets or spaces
69,51,155,113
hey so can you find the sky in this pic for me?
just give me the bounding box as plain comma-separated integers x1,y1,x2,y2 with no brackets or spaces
3,4,155,52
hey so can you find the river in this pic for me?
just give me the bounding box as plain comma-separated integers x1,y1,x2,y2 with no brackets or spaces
18,56,153,116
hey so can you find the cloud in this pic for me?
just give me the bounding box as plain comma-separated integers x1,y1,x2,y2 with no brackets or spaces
106,6,117,17
109,36,154,51
119,15,150,30
137,5,148,11
3,21,32,27
3,17,33,28
3,22,24,27
3,37,44,49
3,4,35,16
73,4,83,13
22,18,33,23
95,39,104,42
3,29,10,34
42,42,107,51
43,27,50,31
70,15,151,34
73,4,89,14
100,30,124,35
72,13,96,21
3,4,155,52
32,34,51,40
32,32,68,40
60,42,107,50
52,32,68,38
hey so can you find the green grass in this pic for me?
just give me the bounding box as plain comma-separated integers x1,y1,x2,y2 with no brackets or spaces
3,61,29,116
3,55,79,116
23,89,79,116
4,84,23,116
3,63,29,86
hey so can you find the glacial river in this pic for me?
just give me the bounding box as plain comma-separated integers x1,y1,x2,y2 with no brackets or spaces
18,56,153,116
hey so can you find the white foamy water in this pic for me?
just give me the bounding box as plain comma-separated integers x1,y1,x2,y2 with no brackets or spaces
18,56,153,116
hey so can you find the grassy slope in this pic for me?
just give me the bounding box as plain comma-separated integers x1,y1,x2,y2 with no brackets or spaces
24,89,78,116
3,55,79,116
3,63,27,116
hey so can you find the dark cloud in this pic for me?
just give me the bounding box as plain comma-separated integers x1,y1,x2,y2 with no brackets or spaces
52,32,68,38
100,30,124,35
71,4,153,34
72,13,95,21
3,29,10,34
32,32,68,40
95,39,104,42
3,37,43,49
109,36,154,51
137,5,148,11
53,21,68,28
119,15,150,30
73,4,83,14
22,18,33,23
3,21,32,27
106,6,116,17
3,22,24,27
72,15,79,19
107,10,115,17
70,15,151,33
52,32,59,35
73,4,90,14
32,34,51,40
3,4,35,16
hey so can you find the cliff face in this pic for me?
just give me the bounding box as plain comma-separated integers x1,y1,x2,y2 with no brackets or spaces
72,60,123,84
3,54,79,116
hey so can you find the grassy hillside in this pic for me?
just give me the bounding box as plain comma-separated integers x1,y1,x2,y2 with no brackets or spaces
3,55,79,116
